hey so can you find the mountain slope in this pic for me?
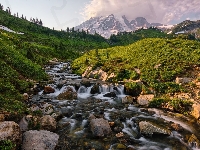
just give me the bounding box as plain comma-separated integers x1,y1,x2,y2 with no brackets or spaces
172,20,200,33
172,20,200,39
75,14,171,38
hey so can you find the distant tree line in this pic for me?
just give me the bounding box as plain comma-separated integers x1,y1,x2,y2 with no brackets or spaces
0,3,43,26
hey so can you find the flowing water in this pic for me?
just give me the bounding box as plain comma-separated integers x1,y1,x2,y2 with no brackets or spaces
31,62,200,150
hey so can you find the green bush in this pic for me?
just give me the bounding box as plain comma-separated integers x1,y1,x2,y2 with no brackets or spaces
0,140,16,150
169,98,193,114
124,82,142,96
149,97,193,114
149,98,168,108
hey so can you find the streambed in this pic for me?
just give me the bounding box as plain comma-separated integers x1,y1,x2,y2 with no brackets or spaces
30,62,200,150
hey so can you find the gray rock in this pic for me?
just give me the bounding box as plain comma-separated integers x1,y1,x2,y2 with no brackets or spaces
90,118,112,137
22,130,59,150
176,77,192,84
19,116,29,132
0,121,21,146
139,121,171,135
40,115,57,131
137,94,154,106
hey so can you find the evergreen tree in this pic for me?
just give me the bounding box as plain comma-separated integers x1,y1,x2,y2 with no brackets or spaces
72,27,75,32
0,4,3,10
39,19,43,26
7,7,11,14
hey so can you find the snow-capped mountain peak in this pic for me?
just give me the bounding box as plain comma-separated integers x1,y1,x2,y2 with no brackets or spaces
74,14,171,38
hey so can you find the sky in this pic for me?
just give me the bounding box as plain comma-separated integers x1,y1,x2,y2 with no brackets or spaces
1,0,200,30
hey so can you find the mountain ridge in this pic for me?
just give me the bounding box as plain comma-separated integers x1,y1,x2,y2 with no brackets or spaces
75,14,173,38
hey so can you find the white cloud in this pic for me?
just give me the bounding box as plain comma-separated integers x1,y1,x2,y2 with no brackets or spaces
82,0,200,24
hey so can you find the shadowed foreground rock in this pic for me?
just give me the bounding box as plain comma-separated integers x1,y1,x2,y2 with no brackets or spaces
0,121,21,148
90,118,112,137
22,130,59,150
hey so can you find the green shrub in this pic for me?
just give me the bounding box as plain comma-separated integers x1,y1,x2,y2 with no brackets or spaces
0,140,16,150
124,82,142,96
149,97,193,115
169,98,193,114
149,98,168,108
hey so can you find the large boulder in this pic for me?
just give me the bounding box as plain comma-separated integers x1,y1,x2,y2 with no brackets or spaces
22,130,59,150
80,79,92,87
103,92,116,97
139,121,171,135
90,84,100,94
0,121,21,147
90,118,112,137
43,86,55,94
40,115,57,131
191,104,200,119
137,94,154,106
57,90,77,100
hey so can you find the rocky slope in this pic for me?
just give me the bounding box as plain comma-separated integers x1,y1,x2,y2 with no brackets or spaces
172,20,200,38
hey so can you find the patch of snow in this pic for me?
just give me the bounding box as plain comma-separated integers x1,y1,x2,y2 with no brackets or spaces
175,31,185,34
0,25,24,34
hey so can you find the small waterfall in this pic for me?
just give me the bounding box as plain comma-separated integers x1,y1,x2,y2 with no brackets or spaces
77,86,92,94
99,84,114,93
78,86,87,93
86,86,92,94
98,84,125,95
115,85,125,95
77,86,93,99
66,85,76,92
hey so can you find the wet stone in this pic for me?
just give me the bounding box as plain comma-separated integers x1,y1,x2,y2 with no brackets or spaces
90,118,112,137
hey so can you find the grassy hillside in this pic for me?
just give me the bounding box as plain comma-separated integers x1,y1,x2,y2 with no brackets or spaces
109,27,173,46
72,38,200,95
0,9,110,115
